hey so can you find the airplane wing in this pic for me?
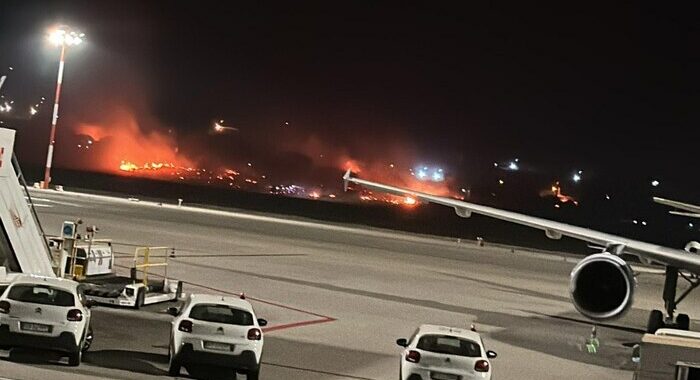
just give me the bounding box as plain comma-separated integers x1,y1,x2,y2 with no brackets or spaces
654,197,700,218
343,170,700,274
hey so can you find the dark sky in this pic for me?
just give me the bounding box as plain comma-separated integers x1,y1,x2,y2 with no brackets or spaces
1,2,698,202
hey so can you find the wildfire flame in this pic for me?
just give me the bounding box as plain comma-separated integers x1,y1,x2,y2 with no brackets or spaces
540,182,579,205
73,107,195,176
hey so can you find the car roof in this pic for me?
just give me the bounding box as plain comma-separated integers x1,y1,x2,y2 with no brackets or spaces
416,324,483,341
188,293,254,311
10,274,78,292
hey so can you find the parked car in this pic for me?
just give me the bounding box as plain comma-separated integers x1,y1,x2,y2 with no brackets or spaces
396,324,496,380
0,274,94,366
168,293,267,379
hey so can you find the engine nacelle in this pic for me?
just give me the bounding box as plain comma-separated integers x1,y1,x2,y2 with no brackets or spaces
685,241,700,254
569,253,636,321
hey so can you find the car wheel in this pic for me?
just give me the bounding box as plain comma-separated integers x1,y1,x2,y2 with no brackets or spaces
134,288,145,310
677,313,691,331
82,326,94,353
68,350,82,366
647,309,664,333
247,368,260,380
168,342,181,376
172,281,183,302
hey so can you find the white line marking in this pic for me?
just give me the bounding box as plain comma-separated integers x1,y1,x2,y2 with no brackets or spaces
29,188,473,247
30,189,670,271
27,196,83,207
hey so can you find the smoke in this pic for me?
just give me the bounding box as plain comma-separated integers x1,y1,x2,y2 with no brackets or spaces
70,106,195,174
49,45,456,197
281,134,457,196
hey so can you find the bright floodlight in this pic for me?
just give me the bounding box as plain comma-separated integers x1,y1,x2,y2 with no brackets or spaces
508,161,519,171
651,180,660,187
573,173,581,182
213,120,238,133
48,27,85,46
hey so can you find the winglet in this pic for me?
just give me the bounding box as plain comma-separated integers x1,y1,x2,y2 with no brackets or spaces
343,169,352,192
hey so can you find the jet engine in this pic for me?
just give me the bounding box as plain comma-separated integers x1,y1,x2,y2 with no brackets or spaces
685,241,700,254
569,253,636,321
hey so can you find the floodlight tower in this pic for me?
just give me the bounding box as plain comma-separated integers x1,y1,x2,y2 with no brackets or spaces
43,26,84,189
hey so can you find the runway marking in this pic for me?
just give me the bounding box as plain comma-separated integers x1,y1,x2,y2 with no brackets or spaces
260,318,337,333
29,188,472,248
111,250,307,259
27,196,82,207
181,279,337,332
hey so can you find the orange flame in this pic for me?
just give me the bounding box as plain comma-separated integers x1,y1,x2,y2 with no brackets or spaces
73,108,194,176
540,182,579,205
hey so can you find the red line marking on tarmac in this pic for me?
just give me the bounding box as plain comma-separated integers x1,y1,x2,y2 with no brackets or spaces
181,280,337,333
113,263,337,333
261,317,336,333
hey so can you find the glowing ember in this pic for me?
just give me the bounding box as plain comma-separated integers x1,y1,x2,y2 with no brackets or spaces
541,182,579,205
119,161,139,172
404,196,417,205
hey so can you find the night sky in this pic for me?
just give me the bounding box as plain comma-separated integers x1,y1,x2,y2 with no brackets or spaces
1,2,698,210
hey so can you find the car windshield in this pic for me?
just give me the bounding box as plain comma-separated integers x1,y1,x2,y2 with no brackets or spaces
189,303,254,325
7,284,75,307
417,334,482,357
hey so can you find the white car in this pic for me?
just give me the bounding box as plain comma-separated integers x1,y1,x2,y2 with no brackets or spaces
168,294,267,379
396,324,497,380
0,274,94,366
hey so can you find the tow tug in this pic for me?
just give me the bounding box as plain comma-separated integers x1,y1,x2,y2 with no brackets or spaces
0,127,182,308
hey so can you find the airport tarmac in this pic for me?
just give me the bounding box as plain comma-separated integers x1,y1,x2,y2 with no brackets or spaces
2,189,698,379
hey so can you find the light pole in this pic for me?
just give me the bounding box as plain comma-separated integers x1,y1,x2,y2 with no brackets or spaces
43,26,84,189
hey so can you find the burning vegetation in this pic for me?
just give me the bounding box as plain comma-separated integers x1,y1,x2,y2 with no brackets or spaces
66,107,462,207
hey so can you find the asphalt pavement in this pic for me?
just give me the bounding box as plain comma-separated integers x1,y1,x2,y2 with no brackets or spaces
2,189,697,379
